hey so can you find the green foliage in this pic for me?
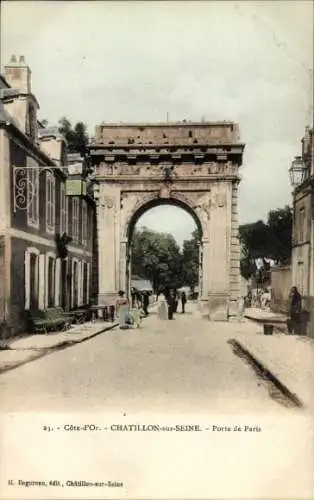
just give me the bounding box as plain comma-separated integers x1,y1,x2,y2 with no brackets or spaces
131,227,183,291
181,229,200,290
239,220,269,260
239,205,292,280
58,117,89,156
267,206,292,264
131,227,200,291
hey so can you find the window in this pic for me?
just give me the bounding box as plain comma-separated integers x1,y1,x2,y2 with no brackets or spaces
298,208,306,242
60,183,66,235
65,196,69,235
27,104,37,140
46,172,55,233
29,253,38,309
47,256,55,307
89,209,93,243
72,197,80,242
83,262,88,304
72,260,79,308
60,259,67,310
82,200,88,245
24,247,40,310
27,167,39,228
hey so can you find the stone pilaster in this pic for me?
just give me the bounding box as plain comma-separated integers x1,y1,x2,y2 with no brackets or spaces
119,239,128,293
199,237,210,316
206,182,232,320
95,189,118,305
228,181,241,319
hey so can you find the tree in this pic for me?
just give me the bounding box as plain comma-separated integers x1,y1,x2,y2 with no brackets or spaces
239,220,269,261
58,117,89,157
239,205,293,280
131,228,183,291
267,206,292,264
181,229,200,290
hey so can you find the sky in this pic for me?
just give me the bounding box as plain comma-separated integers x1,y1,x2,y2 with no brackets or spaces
1,0,313,246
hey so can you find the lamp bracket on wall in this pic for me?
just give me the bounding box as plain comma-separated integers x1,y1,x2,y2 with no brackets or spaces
12,165,66,212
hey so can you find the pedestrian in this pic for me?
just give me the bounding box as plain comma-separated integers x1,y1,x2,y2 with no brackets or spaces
238,296,245,321
131,287,136,308
167,289,175,320
143,291,149,316
158,295,168,320
287,286,302,334
135,290,142,309
115,290,129,329
130,307,141,328
181,291,187,313
174,290,179,313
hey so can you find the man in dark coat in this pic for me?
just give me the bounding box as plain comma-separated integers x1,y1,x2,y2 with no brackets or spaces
181,291,187,313
165,288,174,320
288,286,302,334
143,291,149,316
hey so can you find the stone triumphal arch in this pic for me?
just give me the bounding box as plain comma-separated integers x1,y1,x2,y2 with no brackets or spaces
89,122,245,320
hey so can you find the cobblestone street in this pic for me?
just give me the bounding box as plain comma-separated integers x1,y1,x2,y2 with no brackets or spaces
0,303,300,414
1,304,313,499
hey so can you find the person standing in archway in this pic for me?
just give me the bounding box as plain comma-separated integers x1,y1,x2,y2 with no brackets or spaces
181,291,187,314
131,287,136,308
116,290,129,329
143,291,149,316
173,289,179,313
167,289,176,320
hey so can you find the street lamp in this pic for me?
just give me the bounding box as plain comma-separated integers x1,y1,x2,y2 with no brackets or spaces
289,156,308,188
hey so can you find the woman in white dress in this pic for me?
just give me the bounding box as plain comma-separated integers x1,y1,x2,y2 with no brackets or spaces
158,295,168,320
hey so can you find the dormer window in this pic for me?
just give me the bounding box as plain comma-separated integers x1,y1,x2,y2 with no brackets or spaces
26,102,37,140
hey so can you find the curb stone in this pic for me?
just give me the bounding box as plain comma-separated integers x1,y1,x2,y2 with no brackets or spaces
0,322,118,375
228,338,304,409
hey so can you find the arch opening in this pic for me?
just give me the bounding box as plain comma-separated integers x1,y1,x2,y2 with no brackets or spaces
124,197,204,300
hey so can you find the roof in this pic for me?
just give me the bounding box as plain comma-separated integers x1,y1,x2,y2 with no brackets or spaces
0,101,20,129
67,153,84,163
0,102,64,172
131,279,153,291
0,74,10,89
99,120,238,128
0,88,20,100
38,126,64,140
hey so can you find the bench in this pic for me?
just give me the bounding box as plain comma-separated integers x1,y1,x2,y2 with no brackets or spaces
26,308,73,334
71,308,91,324
46,307,74,329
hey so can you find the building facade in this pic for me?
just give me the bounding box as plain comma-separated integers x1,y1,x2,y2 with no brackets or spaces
291,126,314,335
0,56,95,338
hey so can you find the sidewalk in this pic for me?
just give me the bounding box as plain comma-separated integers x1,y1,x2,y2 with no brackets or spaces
0,320,118,374
233,330,314,412
244,307,287,324
0,301,159,374
239,308,313,411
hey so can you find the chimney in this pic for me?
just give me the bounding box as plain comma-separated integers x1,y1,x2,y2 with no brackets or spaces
4,55,31,94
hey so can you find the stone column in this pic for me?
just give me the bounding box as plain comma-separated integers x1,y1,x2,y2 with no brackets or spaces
206,182,232,320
